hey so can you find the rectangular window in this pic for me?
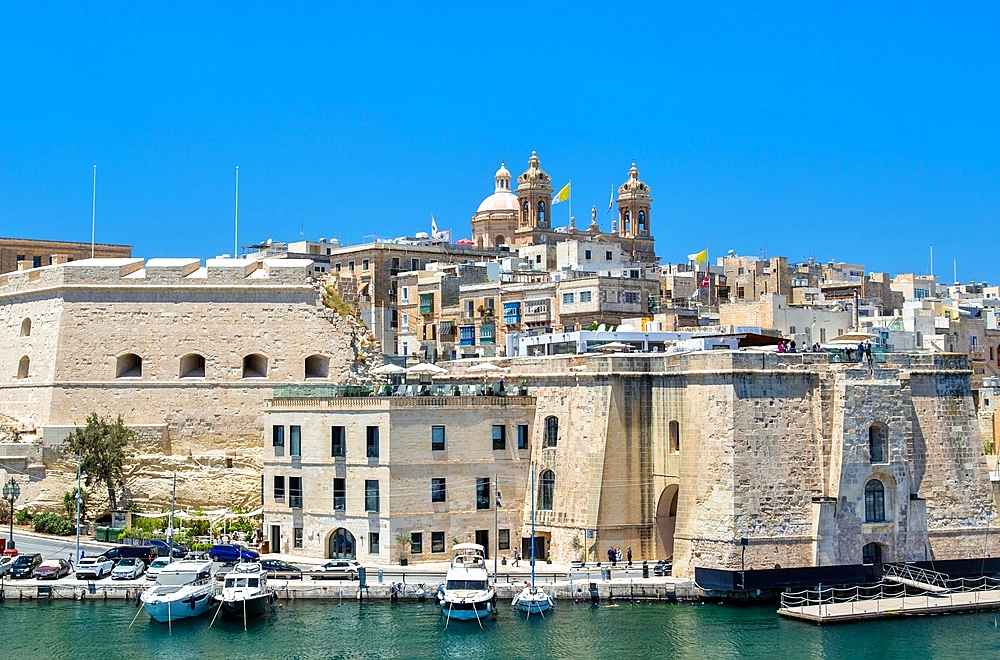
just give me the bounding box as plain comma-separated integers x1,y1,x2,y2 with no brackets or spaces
334,262,342,272
289,477,302,508
293,527,303,549
401,287,408,302
362,258,369,271
465,300,475,317
272,426,284,447
624,292,640,304
431,532,445,553
499,529,510,550
503,302,522,325
606,251,613,261
419,292,434,314
789,326,796,334
585,250,592,260
366,426,379,459
431,425,446,451
476,477,490,510
32,256,42,268
580,291,592,303
411,532,423,554
273,475,285,501
479,324,495,345
411,258,420,271
487,298,495,310
562,292,574,304
401,314,409,332
370,532,380,554
289,426,301,457
820,328,827,343
333,478,346,511
492,425,506,450
331,426,346,457
431,478,447,502
348,261,355,272
517,424,529,450
365,480,380,512
459,325,475,346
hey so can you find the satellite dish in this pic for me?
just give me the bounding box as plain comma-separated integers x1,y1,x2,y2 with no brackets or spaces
266,238,273,245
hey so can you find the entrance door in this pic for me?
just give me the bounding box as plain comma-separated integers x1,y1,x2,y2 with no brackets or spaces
475,530,489,559
655,485,678,559
270,525,281,553
521,536,545,562
328,528,357,559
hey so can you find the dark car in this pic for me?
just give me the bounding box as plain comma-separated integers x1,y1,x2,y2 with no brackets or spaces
145,539,189,559
214,561,237,582
103,545,159,567
9,553,42,579
261,559,303,579
35,558,72,580
208,543,259,563
653,558,673,577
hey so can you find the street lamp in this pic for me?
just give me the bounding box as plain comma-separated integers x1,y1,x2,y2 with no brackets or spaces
3,478,21,550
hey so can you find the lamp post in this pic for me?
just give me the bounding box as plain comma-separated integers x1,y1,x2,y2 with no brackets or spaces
74,448,87,567
3,478,21,550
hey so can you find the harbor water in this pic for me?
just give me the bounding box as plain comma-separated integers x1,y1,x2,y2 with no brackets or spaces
4,599,1000,659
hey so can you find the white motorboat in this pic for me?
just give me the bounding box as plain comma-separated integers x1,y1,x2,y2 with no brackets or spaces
512,466,554,616
214,562,276,620
436,543,497,624
140,559,216,623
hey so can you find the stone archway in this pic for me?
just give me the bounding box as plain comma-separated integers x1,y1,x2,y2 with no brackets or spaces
655,485,678,559
327,528,356,559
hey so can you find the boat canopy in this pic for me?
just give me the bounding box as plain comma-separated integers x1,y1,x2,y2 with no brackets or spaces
452,543,485,553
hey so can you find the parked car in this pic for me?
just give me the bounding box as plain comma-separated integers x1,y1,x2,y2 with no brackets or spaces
103,545,158,567
76,556,115,580
653,558,673,577
111,557,146,580
261,559,303,580
146,539,189,559
213,561,237,582
8,553,42,579
35,559,72,580
310,560,362,580
208,543,259,563
0,555,15,576
145,557,172,581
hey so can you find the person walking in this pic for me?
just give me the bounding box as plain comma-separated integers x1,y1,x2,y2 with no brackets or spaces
857,341,865,363
866,342,873,366
608,546,616,566
626,546,633,568
513,548,520,567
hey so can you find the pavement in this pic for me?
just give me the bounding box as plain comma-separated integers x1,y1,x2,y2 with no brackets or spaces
3,528,114,564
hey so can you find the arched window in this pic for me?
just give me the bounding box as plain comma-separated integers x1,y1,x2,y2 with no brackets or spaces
638,210,646,230
864,479,886,523
179,353,206,378
20,318,31,337
305,354,329,379
522,201,530,225
868,423,888,463
538,201,546,226
538,470,555,510
623,210,630,233
668,420,680,453
242,354,268,378
862,541,883,566
494,234,506,246
116,353,142,378
16,356,29,379
543,416,558,448
328,528,356,559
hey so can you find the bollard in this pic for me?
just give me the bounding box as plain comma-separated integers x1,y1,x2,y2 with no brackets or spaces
642,561,649,579
601,566,607,582
377,569,383,585
589,582,600,603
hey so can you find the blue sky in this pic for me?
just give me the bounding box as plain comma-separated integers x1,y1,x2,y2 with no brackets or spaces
1,3,998,283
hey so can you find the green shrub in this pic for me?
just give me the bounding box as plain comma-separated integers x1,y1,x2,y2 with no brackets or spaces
33,512,75,536
14,509,32,525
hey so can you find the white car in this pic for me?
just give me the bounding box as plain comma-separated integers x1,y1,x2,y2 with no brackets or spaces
111,557,145,580
76,556,115,580
310,560,363,580
145,557,172,581
0,555,15,577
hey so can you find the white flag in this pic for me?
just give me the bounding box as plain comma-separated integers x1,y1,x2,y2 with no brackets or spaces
607,186,614,214
431,214,438,236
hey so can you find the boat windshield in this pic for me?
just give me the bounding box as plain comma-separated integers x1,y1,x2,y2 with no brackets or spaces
446,580,487,590
225,577,260,588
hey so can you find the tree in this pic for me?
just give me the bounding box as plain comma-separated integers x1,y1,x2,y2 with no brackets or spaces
62,413,135,511
63,488,89,521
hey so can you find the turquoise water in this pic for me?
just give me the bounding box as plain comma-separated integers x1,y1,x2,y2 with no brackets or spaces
3,599,1000,659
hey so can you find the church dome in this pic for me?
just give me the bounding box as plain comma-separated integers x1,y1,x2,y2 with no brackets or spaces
517,151,551,187
618,162,649,195
476,159,518,213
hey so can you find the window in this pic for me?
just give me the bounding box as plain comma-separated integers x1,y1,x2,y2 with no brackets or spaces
499,529,510,551
465,300,475,317
273,476,285,501
476,477,491,510
431,426,445,451
789,326,796,334
348,261,355,272
365,480,380,512
585,250,592,260
869,424,888,463
544,416,558,448
669,421,680,453
517,424,529,450
293,528,303,549
431,531,445,553
535,254,541,264
362,259,369,271
32,256,41,268
289,477,302,508
369,532,380,554
334,262,342,272
864,479,886,523
411,532,423,554
480,324,495,345
862,542,883,566
503,302,522,325
492,425,506,450
179,353,206,378
411,258,420,272
401,287,408,302
420,293,434,314
606,251,613,261
401,314,409,332
19,318,31,337
331,426,346,457
563,293,575,304
431,478,447,502
272,426,285,447
580,291,592,303
305,354,329,379
459,325,475,346
333,478,346,511
116,353,142,378
366,426,379,459
242,353,268,378
624,292,640,304
538,470,555,510
289,426,301,457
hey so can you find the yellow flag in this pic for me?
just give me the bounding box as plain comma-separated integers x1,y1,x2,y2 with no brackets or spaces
687,249,708,265
553,182,570,204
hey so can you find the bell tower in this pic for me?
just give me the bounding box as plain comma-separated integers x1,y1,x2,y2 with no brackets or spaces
615,163,657,263
515,151,554,245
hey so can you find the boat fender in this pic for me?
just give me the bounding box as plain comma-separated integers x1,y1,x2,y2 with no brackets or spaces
134,592,142,608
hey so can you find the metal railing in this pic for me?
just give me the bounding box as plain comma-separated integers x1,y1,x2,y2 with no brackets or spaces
779,573,1000,612
883,562,949,589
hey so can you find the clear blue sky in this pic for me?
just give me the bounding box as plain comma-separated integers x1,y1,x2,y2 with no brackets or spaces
2,3,998,283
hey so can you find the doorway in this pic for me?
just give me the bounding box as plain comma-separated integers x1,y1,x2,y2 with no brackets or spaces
521,536,545,562
655,485,678,559
270,525,281,554
328,528,357,559
475,530,489,559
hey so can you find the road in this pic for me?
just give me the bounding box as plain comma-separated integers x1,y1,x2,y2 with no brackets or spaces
4,531,110,562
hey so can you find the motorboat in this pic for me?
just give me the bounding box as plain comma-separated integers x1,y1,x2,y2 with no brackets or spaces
436,543,497,624
140,559,216,623
512,466,554,616
214,562,276,619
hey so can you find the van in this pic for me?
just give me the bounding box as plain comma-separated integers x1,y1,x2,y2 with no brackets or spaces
103,545,158,567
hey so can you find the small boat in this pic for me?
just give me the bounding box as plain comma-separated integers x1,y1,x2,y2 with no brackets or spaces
436,543,497,624
141,559,216,623
214,562,276,620
512,466,554,616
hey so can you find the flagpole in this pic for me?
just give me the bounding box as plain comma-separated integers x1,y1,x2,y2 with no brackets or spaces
91,165,97,258
568,180,572,228
234,166,239,259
